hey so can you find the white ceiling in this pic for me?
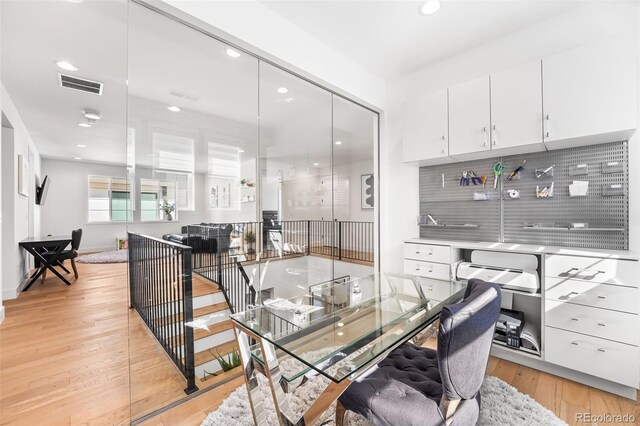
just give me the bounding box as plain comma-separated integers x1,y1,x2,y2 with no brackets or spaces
1,0,128,165
260,0,585,80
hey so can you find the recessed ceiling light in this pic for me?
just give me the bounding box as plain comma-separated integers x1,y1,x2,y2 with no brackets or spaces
167,106,181,112
419,0,441,15
335,140,343,145
77,122,92,128
56,61,78,71
225,48,241,58
83,110,100,120
76,144,87,148
277,87,288,94
313,162,319,166
74,157,82,160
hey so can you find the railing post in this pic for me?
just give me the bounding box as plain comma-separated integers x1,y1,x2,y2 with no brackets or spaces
338,221,343,260
307,220,311,255
182,246,198,394
128,232,135,308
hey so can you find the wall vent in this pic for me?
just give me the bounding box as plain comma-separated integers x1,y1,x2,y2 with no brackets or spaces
58,73,103,95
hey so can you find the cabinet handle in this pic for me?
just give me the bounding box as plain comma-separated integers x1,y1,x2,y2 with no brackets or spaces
597,295,606,300
597,348,606,353
570,317,579,322
482,127,488,147
492,125,497,146
441,135,446,154
571,341,579,346
544,114,550,139
597,322,606,327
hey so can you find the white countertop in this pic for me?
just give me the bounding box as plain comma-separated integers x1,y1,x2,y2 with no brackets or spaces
405,238,639,261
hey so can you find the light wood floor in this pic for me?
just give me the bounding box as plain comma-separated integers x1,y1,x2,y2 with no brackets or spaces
1,262,639,425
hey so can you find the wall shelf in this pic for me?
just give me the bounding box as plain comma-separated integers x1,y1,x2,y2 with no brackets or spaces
419,224,479,229
523,226,625,232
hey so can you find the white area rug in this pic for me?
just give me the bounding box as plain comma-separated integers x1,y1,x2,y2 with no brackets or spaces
201,374,566,426
77,249,128,264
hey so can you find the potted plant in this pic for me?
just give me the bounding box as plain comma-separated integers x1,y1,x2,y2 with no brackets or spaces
161,198,176,221
240,178,247,187
244,230,256,254
203,348,241,379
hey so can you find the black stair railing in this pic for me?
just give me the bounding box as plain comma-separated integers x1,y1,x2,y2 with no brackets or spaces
187,220,373,313
128,232,198,394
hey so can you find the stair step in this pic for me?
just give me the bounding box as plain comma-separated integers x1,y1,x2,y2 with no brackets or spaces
194,319,234,341
192,279,221,297
156,302,229,327
195,339,237,367
198,365,242,387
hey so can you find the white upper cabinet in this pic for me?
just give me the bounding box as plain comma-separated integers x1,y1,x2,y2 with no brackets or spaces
402,89,449,163
490,60,544,152
449,76,491,157
543,35,637,148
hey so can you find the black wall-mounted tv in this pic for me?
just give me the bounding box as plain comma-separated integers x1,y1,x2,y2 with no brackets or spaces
35,175,50,206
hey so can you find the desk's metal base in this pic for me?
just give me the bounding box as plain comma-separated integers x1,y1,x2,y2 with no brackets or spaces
233,322,351,426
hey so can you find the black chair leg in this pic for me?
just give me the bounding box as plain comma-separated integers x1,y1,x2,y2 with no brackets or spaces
56,260,71,274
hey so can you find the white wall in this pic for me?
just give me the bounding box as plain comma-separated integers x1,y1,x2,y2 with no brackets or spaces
382,2,640,272
1,83,42,300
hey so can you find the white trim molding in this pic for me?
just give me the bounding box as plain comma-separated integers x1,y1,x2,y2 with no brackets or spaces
0,306,5,324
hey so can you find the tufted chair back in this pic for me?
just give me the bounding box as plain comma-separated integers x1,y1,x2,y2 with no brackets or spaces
437,279,501,402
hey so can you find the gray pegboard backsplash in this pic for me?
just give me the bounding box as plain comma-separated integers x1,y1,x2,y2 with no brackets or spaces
419,141,628,250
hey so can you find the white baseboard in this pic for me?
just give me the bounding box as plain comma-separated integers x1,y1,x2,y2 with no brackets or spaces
0,306,5,324
79,246,116,254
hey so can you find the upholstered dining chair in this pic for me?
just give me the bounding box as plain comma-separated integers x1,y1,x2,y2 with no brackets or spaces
41,229,83,283
336,278,501,426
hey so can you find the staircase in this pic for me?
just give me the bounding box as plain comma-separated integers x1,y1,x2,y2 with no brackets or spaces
189,276,241,388
155,274,240,390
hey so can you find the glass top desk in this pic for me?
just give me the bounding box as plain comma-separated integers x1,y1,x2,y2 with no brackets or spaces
230,272,466,426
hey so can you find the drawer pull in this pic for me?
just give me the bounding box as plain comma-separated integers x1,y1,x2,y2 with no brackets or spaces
570,317,579,322
597,322,606,327
597,295,606,300
563,268,605,279
415,251,433,256
571,341,579,346
597,348,606,353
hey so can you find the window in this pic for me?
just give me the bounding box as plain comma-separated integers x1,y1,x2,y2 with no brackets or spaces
152,131,195,210
208,142,240,178
88,176,132,223
140,178,177,222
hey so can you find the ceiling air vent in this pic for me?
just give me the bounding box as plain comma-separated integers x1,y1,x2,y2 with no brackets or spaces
58,73,103,95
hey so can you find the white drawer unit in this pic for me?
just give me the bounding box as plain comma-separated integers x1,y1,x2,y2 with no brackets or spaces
545,326,639,388
403,259,450,281
418,278,463,303
545,255,639,288
404,243,452,264
545,300,639,346
545,277,639,314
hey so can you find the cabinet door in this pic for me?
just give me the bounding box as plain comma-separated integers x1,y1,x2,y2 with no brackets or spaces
490,60,543,150
402,89,448,162
543,35,637,147
449,76,491,156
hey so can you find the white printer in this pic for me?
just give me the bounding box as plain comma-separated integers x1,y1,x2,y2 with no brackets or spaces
455,251,540,294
